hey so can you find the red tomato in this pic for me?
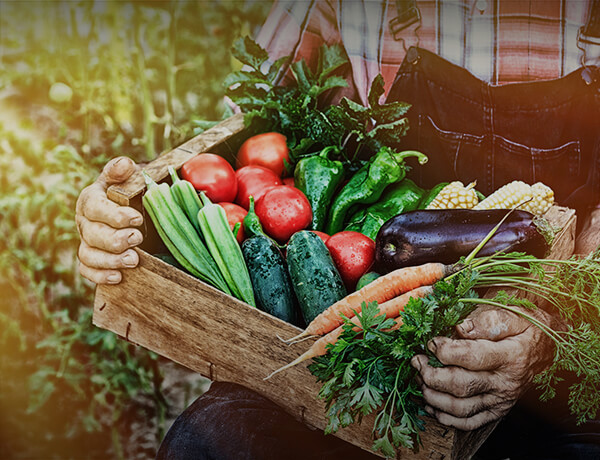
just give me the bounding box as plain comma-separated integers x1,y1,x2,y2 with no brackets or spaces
218,202,248,243
282,177,295,187
181,153,237,203
310,231,330,244
236,132,290,177
254,186,312,243
235,165,282,210
326,231,375,291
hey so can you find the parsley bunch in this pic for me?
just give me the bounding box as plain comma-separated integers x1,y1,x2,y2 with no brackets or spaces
308,271,480,457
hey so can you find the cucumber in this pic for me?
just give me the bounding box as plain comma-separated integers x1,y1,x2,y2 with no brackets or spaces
242,236,300,326
286,230,347,324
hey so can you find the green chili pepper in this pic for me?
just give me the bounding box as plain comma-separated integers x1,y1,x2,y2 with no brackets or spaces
242,196,268,239
325,147,428,235
294,146,345,232
344,212,388,241
242,196,282,247
345,179,425,239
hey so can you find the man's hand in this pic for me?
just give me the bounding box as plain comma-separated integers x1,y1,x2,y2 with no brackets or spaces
76,156,143,285
575,208,600,256
410,305,555,431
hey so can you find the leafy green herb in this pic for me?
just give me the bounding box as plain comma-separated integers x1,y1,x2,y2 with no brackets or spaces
225,37,413,168
308,272,480,454
308,250,600,456
225,36,348,159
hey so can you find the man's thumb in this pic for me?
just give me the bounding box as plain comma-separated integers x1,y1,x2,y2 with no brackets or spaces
456,307,528,341
98,156,136,188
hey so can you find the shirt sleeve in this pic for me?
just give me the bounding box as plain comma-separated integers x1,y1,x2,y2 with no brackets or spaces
256,1,405,105
254,2,331,81
254,1,360,102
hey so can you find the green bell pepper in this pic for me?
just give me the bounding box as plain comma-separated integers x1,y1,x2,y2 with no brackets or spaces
325,147,428,235
294,146,345,232
345,179,425,239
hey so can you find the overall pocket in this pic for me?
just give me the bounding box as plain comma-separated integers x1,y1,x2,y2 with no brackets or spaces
492,136,582,202
411,115,490,191
409,114,583,202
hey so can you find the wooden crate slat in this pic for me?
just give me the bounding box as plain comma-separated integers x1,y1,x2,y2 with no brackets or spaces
94,250,458,459
106,113,245,206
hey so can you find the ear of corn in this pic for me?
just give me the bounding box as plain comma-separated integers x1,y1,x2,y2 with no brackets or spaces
473,180,554,215
525,182,555,215
141,171,231,294
197,192,256,307
426,181,479,209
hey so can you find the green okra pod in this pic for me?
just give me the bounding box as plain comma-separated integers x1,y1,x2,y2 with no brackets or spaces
141,171,230,293
197,192,256,307
168,166,203,234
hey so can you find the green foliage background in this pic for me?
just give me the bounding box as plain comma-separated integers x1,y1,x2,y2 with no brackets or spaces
0,1,272,458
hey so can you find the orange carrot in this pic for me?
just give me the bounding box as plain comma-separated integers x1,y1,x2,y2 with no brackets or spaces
372,285,432,320
284,262,452,342
383,316,404,332
266,286,432,380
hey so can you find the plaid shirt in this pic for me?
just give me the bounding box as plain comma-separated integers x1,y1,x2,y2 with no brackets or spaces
256,0,591,105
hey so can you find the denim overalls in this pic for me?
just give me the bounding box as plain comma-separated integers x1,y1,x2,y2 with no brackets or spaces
387,46,600,458
387,46,600,227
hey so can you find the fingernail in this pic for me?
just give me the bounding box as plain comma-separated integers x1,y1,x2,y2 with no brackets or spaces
107,273,121,284
130,216,143,227
114,157,126,167
459,319,474,334
411,356,422,371
128,232,142,245
122,253,137,267
428,339,438,353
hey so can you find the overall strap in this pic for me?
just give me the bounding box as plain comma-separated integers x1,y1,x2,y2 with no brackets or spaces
579,0,600,84
389,0,420,40
581,0,600,40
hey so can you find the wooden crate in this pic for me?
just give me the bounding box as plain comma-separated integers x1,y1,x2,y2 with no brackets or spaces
93,114,577,460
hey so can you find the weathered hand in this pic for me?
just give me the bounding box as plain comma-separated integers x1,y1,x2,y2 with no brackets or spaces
76,156,143,285
575,207,600,256
410,305,556,431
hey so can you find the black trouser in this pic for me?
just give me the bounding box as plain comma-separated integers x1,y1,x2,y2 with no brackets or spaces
157,50,600,460
156,381,600,460
155,381,378,460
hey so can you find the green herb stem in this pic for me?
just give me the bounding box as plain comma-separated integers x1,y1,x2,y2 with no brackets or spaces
476,274,598,311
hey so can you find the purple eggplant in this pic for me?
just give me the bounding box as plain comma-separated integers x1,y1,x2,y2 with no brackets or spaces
375,209,550,272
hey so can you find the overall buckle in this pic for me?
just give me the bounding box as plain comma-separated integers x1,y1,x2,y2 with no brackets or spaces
389,0,421,41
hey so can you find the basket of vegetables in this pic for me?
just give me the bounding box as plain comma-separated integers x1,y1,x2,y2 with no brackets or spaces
92,38,597,459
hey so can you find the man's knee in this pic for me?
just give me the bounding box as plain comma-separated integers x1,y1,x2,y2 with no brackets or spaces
156,381,378,460
156,382,303,460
